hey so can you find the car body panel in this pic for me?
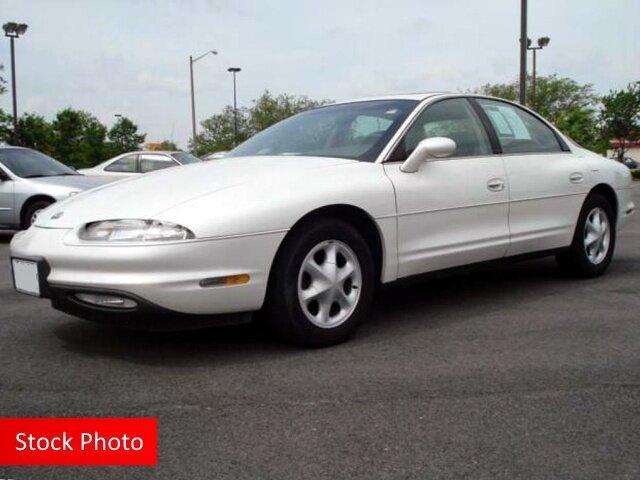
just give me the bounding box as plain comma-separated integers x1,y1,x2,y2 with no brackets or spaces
383,155,510,277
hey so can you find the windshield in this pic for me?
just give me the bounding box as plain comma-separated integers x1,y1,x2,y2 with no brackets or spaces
0,148,77,178
228,100,418,162
171,151,202,165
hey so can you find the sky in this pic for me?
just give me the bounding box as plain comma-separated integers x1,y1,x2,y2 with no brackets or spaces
1,0,639,149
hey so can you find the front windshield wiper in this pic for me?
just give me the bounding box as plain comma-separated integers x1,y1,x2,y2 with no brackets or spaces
53,173,81,176
22,174,48,178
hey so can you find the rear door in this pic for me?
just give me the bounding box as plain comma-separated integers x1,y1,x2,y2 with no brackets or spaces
383,97,510,277
473,98,589,256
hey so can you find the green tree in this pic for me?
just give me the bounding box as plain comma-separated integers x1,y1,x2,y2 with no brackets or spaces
158,140,178,150
599,82,640,160
107,117,146,156
476,74,603,152
0,64,6,96
192,90,331,156
249,90,330,133
51,109,107,168
190,105,251,156
16,113,55,154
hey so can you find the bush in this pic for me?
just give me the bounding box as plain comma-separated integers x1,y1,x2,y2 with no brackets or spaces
632,169,640,180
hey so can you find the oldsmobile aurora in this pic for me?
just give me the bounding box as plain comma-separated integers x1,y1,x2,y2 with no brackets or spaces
10,94,635,346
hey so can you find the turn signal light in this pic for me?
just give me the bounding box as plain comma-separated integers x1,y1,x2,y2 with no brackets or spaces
199,274,250,288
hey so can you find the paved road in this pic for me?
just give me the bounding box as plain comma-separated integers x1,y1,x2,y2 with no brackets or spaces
1,186,639,479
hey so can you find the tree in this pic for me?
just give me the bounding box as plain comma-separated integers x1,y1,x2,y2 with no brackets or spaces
158,140,178,150
107,117,146,156
190,105,251,156
16,113,55,154
599,82,640,160
476,74,603,152
0,64,6,96
192,90,331,156
249,90,330,133
51,109,108,168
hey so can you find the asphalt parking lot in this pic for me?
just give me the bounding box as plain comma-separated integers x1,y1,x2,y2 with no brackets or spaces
1,185,639,480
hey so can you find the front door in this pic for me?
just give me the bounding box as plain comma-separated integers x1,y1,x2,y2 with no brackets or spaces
0,167,15,227
383,97,510,278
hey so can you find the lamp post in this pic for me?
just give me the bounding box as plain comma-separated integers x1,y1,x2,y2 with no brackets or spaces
527,36,550,110
519,0,527,105
2,22,28,145
227,67,241,146
189,50,217,148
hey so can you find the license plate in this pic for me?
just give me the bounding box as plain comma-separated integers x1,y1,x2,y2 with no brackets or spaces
12,259,41,297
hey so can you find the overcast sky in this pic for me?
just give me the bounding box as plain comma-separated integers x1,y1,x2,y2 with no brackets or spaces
1,0,638,149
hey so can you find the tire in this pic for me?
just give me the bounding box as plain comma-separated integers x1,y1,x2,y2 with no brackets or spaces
265,218,375,347
21,199,54,229
556,193,616,278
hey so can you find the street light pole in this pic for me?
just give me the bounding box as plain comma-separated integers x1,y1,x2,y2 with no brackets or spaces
3,22,28,145
526,37,550,110
227,67,241,146
519,0,527,105
189,50,217,149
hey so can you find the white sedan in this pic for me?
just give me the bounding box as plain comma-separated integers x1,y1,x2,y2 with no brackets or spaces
10,94,635,346
78,150,201,178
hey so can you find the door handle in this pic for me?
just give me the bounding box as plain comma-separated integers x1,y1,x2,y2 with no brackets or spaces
569,172,584,183
487,178,505,192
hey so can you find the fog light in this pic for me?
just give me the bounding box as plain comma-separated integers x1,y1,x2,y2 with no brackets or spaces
75,293,137,309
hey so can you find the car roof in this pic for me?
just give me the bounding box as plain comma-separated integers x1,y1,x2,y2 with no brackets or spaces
332,92,449,104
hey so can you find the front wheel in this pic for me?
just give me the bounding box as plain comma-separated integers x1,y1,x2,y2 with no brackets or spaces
22,199,54,229
556,193,616,278
265,218,375,347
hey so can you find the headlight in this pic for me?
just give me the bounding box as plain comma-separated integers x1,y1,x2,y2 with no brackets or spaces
79,219,195,242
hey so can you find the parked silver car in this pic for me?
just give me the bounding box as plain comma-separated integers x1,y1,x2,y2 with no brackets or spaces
78,150,201,178
0,146,109,230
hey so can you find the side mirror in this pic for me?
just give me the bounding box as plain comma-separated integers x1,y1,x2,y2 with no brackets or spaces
400,137,456,173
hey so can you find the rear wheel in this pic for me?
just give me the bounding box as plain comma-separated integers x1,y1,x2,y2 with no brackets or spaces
556,193,616,278
21,199,54,229
265,218,375,347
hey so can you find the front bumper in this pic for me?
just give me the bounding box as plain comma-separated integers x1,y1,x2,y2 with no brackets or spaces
10,226,286,318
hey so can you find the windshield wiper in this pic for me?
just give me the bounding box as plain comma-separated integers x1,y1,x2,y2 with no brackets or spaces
23,174,48,178
53,173,81,176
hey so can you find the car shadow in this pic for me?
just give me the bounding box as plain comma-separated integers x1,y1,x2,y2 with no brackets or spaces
51,256,579,367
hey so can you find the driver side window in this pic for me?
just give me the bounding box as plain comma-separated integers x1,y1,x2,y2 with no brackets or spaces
390,98,493,161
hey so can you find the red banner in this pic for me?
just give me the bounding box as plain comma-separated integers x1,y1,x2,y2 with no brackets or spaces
0,418,157,466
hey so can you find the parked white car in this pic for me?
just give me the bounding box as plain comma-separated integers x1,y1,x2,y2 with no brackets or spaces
10,94,635,346
78,150,201,178
0,147,109,230
202,151,228,161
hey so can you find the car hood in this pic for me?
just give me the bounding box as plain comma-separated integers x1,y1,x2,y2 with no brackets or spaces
28,175,112,190
36,156,356,228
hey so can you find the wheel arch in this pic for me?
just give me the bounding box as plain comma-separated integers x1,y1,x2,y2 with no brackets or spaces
20,194,55,228
271,204,386,286
588,183,618,223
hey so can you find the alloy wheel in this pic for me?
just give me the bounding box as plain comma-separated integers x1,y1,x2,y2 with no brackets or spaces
297,240,362,328
583,207,610,265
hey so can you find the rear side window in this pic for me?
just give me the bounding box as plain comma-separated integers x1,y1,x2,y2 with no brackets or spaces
140,154,177,173
105,154,137,172
476,99,562,154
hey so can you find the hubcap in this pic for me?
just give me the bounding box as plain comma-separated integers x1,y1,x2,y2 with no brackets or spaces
297,240,362,328
584,207,610,265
